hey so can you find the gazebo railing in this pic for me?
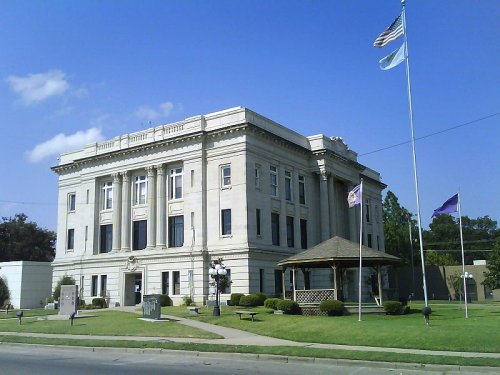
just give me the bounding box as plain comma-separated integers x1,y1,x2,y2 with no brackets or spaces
295,289,335,305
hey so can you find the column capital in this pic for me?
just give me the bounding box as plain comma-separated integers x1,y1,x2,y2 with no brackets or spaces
146,166,155,177
320,169,329,181
156,164,165,175
112,172,121,183
120,171,130,182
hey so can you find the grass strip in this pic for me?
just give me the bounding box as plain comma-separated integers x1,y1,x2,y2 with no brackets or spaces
0,335,498,367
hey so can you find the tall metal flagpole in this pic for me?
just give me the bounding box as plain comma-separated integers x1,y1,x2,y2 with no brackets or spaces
358,179,364,322
457,192,469,318
401,0,429,307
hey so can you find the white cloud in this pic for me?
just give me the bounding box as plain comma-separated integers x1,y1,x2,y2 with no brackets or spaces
135,101,174,121
7,70,70,105
26,127,105,163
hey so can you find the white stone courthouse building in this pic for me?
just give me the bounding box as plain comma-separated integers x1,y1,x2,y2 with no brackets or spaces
51,107,386,306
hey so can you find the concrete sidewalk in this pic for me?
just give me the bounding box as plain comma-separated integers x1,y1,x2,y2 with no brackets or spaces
1,306,499,360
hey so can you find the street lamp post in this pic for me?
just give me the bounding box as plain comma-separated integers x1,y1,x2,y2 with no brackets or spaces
209,260,227,316
461,271,473,318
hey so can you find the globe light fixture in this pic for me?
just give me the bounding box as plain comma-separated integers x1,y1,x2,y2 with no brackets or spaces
209,260,227,316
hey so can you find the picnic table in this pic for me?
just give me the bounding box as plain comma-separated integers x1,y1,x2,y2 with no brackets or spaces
235,310,258,322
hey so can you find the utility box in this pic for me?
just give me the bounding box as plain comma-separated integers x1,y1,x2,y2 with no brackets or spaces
142,294,161,320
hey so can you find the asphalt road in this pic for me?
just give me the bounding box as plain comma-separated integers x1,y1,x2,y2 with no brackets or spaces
0,345,494,375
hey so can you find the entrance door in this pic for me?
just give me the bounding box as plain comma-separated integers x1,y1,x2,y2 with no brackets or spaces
124,273,143,306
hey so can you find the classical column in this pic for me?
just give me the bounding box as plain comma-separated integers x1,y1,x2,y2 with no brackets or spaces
146,166,156,248
319,170,330,241
121,171,131,251
112,173,122,251
156,164,166,247
328,175,336,237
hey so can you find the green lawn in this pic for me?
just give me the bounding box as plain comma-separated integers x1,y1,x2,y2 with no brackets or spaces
0,309,58,319
162,302,500,353
0,310,220,339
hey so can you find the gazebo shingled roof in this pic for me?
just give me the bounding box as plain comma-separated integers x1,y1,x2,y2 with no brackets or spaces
277,236,401,269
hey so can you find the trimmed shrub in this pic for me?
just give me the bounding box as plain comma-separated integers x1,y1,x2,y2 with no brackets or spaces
160,294,172,307
53,275,76,301
0,276,10,307
91,297,107,308
230,293,244,306
383,300,404,315
319,300,345,316
276,299,301,315
264,298,282,310
182,295,193,306
239,294,261,307
254,292,267,306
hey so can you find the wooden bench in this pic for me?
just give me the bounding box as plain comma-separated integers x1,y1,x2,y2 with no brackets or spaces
187,306,199,315
235,310,258,322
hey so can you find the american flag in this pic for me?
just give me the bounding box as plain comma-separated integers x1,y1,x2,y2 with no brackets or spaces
373,14,403,48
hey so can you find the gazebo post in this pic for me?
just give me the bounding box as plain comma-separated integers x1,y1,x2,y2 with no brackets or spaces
330,263,338,300
377,264,383,305
292,267,297,301
281,267,286,299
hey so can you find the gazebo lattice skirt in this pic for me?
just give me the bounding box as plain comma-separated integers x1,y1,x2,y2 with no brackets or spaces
295,289,335,304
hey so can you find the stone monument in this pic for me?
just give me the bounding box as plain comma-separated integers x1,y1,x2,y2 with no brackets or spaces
59,285,78,315
142,294,161,320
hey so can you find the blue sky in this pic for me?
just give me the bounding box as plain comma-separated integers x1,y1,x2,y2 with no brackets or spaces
0,1,498,231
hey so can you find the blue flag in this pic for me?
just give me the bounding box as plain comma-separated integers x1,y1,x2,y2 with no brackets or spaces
431,194,459,217
379,43,405,70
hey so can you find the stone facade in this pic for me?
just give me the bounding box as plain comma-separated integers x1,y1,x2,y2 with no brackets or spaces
51,107,386,306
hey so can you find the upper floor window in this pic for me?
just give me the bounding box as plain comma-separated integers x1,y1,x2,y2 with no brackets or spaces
221,165,231,187
365,200,371,223
102,181,113,210
67,228,75,250
169,215,184,247
255,165,261,189
221,209,232,235
298,175,306,204
169,167,183,199
285,170,292,201
134,175,147,205
68,193,76,212
270,165,278,197
271,213,280,246
286,216,294,247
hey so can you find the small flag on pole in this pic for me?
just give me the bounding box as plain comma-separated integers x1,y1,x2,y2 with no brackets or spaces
373,14,404,48
431,194,459,217
379,43,406,70
347,184,361,208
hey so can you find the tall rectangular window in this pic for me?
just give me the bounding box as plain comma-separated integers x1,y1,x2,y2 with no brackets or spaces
286,216,294,247
255,165,261,189
161,272,170,295
285,170,292,201
221,209,231,235
68,193,76,212
271,213,280,246
270,165,278,197
100,224,113,253
274,270,283,295
367,233,373,248
256,209,261,236
300,219,308,249
298,175,306,204
169,167,183,199
102,181,113,210
91,275,98,297
173,271,180,295
134,175,147,205
259,269,265,293
377,235,380,250
221,165,231,187
169,215,184,247
67,229,75,250
133,220,147,250
100,275,107,297
366,201,371,223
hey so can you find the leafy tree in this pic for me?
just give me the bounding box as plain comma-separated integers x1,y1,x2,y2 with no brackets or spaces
0,276,10,307
382,191,417,264
483,240,500,290
0,213,56,262
425,250,456,266
53,275,76,301
424,215,499,265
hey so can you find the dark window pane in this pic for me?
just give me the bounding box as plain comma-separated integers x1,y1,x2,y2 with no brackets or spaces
91,275,98,297
221,209,231,235
271,213,280,246
162,272,169,295
100,224,113,253
173,271,180,295
286,216,294,247
169,216,184,247
67,229,75,250
300,219,307,249
133,220,147,250
256,209,261,236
